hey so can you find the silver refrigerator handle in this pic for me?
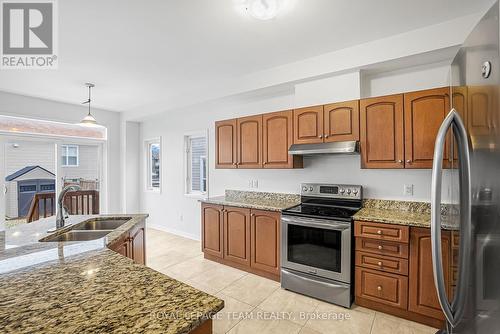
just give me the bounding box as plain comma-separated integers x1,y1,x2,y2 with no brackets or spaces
431,108,471,328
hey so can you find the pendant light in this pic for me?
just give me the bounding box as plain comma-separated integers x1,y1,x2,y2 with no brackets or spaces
80,83,98,126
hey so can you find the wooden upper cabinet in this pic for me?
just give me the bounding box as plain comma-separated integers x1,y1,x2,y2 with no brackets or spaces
404,87,450,169
262,111,293,168
360,94,404,169
467,85,496,137
250,209,280,276
201,204,224,258
224,207,251,266
215,119,237,169
324,100,360,142
293,106,324,144
237,115,262,169
409,227,450,320
451,86,468,165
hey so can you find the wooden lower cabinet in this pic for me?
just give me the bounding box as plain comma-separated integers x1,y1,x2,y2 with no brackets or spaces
355,267,408,310
408,227,451,320
202,203,281,281
355,221,450,329
250,209,280,276
109,219,147,265
223,207,251,266
201,204,224,258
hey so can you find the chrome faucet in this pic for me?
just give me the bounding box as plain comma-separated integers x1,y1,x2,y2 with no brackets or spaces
51,185,81,231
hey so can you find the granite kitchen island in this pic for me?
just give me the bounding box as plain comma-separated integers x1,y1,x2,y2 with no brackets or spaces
0,215,223,334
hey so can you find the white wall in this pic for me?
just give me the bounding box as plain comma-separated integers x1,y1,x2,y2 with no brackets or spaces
0,91,123,213
140,64,451,240
124,121,141,213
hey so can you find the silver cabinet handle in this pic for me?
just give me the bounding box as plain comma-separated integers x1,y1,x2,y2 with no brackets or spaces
431,108,471,328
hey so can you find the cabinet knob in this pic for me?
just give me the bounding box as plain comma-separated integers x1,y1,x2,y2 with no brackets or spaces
377,286,383,291
251,213,255,217
377,261,383,267
377,230,382,235
263,162,267,165
398,160,403,163
378,245,383,250
233,163,237,166
324,135,329,138
318,135,323,139
406,160,412,163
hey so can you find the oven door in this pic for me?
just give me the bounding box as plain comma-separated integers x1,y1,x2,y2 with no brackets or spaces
281,214,351,283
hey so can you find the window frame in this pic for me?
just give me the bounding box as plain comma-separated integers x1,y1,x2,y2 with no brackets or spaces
184,131,209,198
145,137,162,193
61,144,79,167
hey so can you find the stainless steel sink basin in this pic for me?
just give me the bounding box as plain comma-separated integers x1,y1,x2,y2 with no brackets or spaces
72,219,130,231
40,230,111,242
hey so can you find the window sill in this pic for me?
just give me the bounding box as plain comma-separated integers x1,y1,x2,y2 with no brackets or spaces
145,188,161,194
184,193,207,200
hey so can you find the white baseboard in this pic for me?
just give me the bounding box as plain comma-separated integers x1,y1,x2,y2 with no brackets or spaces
147,223,200,241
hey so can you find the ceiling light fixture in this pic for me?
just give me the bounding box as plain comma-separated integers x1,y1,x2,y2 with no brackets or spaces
80,83,98,127
246,0,279,20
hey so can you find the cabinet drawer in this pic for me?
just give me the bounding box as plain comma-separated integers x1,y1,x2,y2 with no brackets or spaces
356,238,409,259
355,221,409,243
355,251,408,276
355,267,408,310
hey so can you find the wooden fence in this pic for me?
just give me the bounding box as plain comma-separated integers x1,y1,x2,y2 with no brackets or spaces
26,190,99,223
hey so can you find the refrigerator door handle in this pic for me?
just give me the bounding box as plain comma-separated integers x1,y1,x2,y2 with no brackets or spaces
431,108,471,328
451,109,472,324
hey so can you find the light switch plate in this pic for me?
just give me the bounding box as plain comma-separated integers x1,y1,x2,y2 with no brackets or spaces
404,184,414,196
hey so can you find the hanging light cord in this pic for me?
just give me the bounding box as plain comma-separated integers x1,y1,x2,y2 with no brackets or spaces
82,84,92,115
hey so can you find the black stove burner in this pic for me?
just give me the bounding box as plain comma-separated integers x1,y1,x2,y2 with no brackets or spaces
283,203,359,221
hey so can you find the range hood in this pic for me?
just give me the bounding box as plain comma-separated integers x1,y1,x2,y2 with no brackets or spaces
288,141,359,155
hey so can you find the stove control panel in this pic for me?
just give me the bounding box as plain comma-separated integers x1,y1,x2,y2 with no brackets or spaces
301,183,362,200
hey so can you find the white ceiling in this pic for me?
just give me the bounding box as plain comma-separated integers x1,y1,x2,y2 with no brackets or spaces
0,0,493,114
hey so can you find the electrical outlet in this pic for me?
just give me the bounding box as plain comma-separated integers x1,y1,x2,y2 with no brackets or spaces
248,180,253,188
179,214,184,222
404,184,414,196
253,180,259,188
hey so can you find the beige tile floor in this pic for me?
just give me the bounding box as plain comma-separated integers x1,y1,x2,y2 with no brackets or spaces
146,228,438,334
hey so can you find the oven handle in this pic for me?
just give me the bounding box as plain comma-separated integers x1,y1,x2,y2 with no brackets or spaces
281,215,350,231
281,269,350,288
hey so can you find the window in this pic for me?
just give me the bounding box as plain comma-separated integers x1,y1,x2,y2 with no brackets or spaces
185,134,208,196
146,138,161,191
61,145,79,167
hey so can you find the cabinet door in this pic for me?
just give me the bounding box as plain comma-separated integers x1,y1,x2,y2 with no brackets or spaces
215,119,237,169
408,227,450,320
110,235,130,258
224,207,251,266
130,222,146,265
250,209,280,276
404,87,450,169
237,115,262,169
201,203,224,258
324,100,359,142
293,106,324,144
467,85,496,137
360,94,404,168
262,110,299,169
451,86,467,165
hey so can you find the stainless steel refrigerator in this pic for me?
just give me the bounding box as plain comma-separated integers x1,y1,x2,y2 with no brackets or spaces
431,1,500,333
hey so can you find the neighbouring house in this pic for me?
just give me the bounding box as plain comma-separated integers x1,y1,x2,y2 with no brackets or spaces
4,142,100,219
5,166,56,218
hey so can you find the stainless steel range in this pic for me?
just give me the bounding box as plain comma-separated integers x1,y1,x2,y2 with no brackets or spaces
281,183,362,308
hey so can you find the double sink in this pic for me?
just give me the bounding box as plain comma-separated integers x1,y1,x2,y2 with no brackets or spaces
40,218,131,242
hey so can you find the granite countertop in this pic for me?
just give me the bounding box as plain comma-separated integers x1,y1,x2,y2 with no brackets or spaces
200,189,300,212
353,199,457,230
0,215,224,334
